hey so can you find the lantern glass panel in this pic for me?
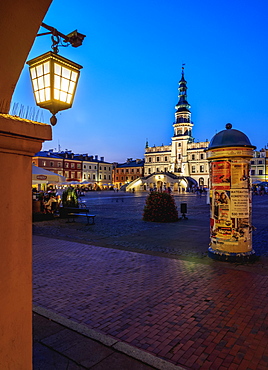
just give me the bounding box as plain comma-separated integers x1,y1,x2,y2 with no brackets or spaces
36,65,43,77
71,71,78,82
43,62,50,74
54,64,61,75
54,89,60,100
69,81,75,94
54,75,61,89
61,78,69,92
30,68,36,79
66,94,72,104
62,67,71,79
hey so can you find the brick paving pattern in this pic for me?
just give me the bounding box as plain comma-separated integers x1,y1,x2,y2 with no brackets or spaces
33,236,268,369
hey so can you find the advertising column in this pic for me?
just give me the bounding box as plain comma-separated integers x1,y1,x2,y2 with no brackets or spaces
207,130,255,262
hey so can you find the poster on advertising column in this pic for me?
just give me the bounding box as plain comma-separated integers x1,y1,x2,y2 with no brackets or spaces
231,161,249,189
230,189,249,218
211,161,231,187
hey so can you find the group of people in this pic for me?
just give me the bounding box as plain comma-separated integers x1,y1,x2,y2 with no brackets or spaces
252,184,268,196
32,189,61,214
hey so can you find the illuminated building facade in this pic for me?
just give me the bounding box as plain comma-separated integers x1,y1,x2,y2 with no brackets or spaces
127,68,210,192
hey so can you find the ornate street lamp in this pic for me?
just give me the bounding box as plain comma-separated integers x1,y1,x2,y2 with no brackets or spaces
27,23,85,126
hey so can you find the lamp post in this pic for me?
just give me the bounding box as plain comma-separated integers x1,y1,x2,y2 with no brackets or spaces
27,23,85,126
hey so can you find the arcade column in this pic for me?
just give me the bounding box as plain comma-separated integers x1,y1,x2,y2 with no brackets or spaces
206,123,256,262
0,115,51,369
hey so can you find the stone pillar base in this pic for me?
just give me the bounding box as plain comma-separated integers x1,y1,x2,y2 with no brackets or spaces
208,247,256,263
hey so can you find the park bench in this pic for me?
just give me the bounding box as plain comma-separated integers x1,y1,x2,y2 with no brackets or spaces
64,204,96,225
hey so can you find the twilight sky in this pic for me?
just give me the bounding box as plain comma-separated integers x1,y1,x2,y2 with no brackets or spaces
12,0,268,163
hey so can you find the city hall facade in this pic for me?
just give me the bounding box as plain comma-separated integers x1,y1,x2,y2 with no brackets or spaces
127,68,210,192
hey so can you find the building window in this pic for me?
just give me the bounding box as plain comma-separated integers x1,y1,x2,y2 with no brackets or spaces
259,170,263,175
192,154,195,160
149,157,151,162
84,165,86,169
259,160,263,164
71,172,75,179
121,177,124,180
104,175,106,179
100,166,102,170
42,161,46,166
95,166,97,170
126,169,129,173
178,154,181,159
157,157,160,162
50,161,54,167
192,166,196,173
126,177,128,180
131,176,134,180
89,166,91,169
165,156,168,161
65,163,69,168
58,162,61,167
178,168,181,172
137,169,139,172
109,167,111,171
148,168,151,174
251,161,254,165
88,174,91,179
93,174,96,179
178,143,181,147
117,169,119,173
200,165,204,173
100,174,102,179
156,168,159,172
200,154,204,159
251,170,255,175
77,164,81,169
131,169,134,172
64,171,68,177
71,163,75,168
116,176,118,180
109,175,111,180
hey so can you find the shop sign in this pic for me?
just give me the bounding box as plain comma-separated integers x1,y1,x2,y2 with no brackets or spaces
36,175,47,180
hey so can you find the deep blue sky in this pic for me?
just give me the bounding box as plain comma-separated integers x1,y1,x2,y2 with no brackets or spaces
12,0,268,163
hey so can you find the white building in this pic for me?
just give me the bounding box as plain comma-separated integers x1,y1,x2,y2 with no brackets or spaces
128,68,209,192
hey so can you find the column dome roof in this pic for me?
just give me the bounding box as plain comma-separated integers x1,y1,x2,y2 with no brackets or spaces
208,123,256,150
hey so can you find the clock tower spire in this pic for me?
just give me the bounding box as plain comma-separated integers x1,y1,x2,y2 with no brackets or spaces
170,65,194,175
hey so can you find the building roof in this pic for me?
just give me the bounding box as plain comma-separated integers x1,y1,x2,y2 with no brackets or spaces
117,159,144,168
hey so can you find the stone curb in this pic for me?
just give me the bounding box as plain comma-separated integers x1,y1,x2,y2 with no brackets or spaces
33,305,185,370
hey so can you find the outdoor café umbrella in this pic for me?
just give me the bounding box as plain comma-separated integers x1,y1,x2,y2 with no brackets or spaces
32,165,66,184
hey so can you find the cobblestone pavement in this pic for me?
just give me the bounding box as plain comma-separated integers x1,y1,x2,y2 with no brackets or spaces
33,192,268,369
33,191,268,260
